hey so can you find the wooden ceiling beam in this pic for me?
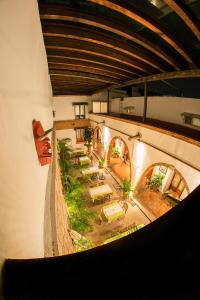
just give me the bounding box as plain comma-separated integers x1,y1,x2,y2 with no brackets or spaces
47,57,131,79
51,78,111,85
163,0,200,41
48,62,130,80
42,23,168,72
50,69,122,84
46,52,139,76
108,69,200,89
88,0,195,65
39,5,180,69
45,38,156,74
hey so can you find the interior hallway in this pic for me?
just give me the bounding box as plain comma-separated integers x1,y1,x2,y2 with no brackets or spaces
109,157,131,181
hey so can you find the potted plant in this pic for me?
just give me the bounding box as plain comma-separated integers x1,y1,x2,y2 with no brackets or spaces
146,173,165,192
84,127,94,155
121,180,133,199
111,146,120,158
98,156,105,168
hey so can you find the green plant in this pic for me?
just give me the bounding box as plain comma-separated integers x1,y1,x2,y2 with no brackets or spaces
121,180,132,193
58,137,96,234
74,237,94,252
64,181,97,234
121,180,133,199
98,156,105,167
57,139,73,174
146,173,165,191
84,127,94,145
111,146,120,157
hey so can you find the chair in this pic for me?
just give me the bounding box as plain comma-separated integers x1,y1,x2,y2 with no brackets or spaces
118,200,128,212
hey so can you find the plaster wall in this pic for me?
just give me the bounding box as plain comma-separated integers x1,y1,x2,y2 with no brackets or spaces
56,129,76,146
89,114,200,194
53,95,92,121
110,96,200,129
0,0,52,258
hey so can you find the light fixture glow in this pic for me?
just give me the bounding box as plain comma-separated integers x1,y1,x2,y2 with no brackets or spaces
133,141,146,187
102,126,111,152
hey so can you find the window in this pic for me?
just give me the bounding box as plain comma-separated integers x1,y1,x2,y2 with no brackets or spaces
72,102,88,119
92,102,108,113
75,128,85,143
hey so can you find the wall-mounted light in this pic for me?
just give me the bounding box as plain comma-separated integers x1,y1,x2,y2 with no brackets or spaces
128,132,142,141
98,120,105,124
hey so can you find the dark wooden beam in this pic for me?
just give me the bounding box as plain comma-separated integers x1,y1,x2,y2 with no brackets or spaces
47,51,140,76
42,23,168,72
55,119,90,130
44,37,156,74
48,56,132,80
46,45,147,74
164,0,200,41
143,82,148,123
107,89,110,114
109,69,200,89
48,62,130,80
88,0,195,65
39,5,181,69
50,70,121,84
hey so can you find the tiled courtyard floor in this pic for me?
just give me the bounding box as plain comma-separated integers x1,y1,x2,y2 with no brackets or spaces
82,153,151,245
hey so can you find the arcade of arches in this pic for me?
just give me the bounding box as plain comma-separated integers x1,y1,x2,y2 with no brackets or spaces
92,126,190,218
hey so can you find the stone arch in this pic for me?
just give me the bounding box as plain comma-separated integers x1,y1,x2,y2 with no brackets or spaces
92,126,103,148
107,136,131,181
92,126,105,158
136,162,189,198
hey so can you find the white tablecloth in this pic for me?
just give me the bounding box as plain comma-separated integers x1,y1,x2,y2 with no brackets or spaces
103,203,123,217
79,156,90,162
81,166,99,176
89,184,113,200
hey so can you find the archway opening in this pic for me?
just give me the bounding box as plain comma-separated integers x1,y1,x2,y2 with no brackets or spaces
107,137,131,181
92,126,105,158
135,163,189,218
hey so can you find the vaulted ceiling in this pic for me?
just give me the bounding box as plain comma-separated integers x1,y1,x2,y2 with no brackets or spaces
38,0,200,95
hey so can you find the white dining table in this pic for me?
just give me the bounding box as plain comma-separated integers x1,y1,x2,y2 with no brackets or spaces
88,184,113,203
79,156,91,166
102,202,125,222
81,166,100,176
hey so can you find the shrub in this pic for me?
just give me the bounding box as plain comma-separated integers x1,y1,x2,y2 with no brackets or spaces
146,173,165,191
84,127,94,144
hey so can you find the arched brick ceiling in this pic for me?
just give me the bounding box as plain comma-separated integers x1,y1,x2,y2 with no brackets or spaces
38,0,200,95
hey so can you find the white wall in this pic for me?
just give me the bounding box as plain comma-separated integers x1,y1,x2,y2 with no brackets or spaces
110,96,200,129
56,129,76,146
91,89,127,102
0,0,52,258
89,114,200,195
53,95,92,120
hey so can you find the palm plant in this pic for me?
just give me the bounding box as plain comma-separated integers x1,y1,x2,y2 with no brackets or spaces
121,180,133,199
57,139,73,174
